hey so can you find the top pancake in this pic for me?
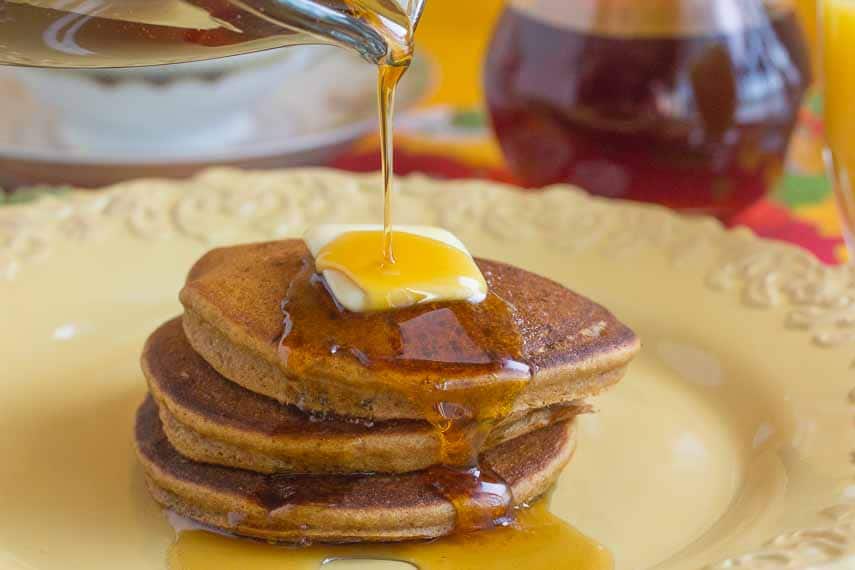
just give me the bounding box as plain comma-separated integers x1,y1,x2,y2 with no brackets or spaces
180,239,639,420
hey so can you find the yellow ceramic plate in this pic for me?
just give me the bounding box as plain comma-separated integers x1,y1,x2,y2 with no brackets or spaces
1,169,854,570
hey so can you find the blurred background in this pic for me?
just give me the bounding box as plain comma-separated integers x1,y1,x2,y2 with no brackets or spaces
0,0,845,263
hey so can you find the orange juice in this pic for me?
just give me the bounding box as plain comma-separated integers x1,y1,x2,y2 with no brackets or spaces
796,0,820,69
796,0,823,69
823,0,855,244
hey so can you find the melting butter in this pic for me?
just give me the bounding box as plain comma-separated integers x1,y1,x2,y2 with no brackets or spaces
304,225,487,312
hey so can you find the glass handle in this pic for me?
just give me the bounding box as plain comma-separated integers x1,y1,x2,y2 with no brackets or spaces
229,0,389,63
407,0,426,31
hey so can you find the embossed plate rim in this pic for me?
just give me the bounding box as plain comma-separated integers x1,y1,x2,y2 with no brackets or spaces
1,167,854,570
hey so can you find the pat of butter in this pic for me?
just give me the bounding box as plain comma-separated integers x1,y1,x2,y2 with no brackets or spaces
304,224,488,312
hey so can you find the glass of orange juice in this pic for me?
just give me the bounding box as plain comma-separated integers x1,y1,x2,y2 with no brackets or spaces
822,0,855,250
797,0,820,68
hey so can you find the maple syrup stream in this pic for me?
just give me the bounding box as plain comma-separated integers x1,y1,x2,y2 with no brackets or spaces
378,62,407,264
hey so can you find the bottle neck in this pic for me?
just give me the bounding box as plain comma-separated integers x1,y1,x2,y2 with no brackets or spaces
508,0,781,37
240,0,417,65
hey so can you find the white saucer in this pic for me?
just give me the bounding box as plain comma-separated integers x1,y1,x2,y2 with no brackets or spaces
0,51,434,188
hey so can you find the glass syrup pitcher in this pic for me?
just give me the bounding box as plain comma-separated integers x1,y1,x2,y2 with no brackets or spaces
0,0,425,67
484,0,812,219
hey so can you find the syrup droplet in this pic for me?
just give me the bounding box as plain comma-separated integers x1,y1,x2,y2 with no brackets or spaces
423,466,513,531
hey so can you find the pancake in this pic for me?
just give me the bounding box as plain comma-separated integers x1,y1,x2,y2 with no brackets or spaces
135,396,577,543
145,318,586,474
180,239,639,421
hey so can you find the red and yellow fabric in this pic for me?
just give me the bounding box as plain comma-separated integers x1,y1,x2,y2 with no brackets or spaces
334,0,848,265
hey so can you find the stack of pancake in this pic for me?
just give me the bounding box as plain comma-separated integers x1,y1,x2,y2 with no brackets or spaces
134,239,639,542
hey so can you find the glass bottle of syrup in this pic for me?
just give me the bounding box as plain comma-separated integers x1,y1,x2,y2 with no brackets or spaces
484,0,812,219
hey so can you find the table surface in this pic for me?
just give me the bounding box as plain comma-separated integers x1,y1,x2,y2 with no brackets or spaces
332,0,847,265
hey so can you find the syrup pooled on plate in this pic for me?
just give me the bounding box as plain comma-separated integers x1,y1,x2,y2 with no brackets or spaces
169,502,613,570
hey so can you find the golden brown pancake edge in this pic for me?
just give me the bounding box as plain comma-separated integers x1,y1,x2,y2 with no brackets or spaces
135,396,578,542
145,317,587,474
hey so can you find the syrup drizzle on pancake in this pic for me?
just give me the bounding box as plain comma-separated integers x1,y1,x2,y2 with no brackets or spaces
279,258,532,531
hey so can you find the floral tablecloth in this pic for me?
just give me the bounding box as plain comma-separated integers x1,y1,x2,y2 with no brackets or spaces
1,1,842,264
332,0,847,265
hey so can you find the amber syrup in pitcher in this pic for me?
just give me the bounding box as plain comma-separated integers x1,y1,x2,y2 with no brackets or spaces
0,0,415,67
484,0,811,219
